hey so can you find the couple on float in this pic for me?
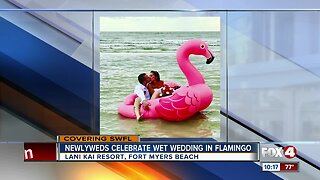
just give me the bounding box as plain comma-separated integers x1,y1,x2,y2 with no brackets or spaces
134,71,178,121
119,39,214,122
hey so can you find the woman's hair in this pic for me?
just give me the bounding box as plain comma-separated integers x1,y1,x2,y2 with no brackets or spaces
150,70,160,81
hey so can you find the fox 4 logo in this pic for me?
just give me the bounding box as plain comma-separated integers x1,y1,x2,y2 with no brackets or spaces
261,146,296,159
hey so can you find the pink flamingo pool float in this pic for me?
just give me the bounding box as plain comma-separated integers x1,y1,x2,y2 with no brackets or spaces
118,39,214,121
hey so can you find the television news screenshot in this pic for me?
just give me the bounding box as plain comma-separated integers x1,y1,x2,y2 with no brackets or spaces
0,0,319,179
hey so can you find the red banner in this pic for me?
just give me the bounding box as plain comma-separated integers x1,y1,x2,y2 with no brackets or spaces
24,143,56,161
280,162,299,171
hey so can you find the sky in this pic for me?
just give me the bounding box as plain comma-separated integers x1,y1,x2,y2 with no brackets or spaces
100,17,220,32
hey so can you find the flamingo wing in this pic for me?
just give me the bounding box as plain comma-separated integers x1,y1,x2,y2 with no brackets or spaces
155,86,200,121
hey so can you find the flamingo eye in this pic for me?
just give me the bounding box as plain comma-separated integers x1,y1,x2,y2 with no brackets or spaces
200,44,205,49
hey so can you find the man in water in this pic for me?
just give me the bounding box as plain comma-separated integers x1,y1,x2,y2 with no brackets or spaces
134,73,151,121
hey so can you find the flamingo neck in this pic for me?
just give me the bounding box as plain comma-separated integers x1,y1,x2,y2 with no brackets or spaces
177,48,205,86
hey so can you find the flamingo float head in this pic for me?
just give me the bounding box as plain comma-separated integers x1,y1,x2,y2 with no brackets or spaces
176,39,215,86
178,39,215,64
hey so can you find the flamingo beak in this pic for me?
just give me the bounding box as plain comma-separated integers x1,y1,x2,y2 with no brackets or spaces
205,49,215,64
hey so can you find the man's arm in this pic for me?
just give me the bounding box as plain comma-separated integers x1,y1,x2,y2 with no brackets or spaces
134,85,146,103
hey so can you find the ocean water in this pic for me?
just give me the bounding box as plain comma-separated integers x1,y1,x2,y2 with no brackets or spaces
100,31,220,138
